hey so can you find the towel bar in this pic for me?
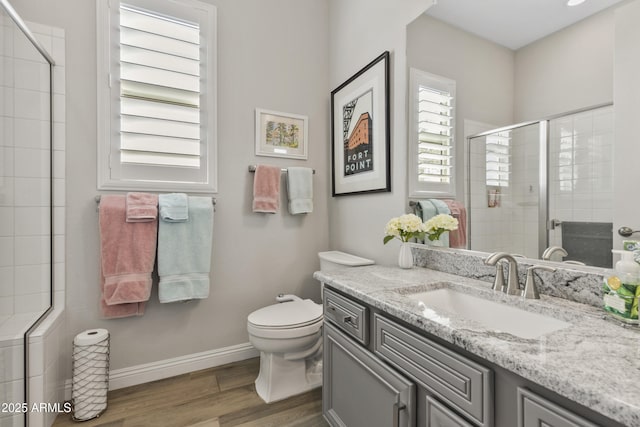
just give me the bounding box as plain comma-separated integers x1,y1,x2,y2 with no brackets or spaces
95,195,217,209
248,165,315,174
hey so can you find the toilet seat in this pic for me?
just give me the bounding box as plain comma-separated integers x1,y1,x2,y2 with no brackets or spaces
248,299,323,339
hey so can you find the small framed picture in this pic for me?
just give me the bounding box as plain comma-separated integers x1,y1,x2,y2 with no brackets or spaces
255,109,309,160
331,51,390,196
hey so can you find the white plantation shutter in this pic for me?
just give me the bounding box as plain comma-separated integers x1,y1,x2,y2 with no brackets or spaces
119,5,201,168
409,68,456,198
485,131,511,187
97,0,217,192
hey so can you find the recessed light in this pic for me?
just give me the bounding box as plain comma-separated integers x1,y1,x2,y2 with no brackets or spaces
567,0,586,6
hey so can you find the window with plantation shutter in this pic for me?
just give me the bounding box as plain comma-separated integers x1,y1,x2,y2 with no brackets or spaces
408,68,456,198
97,0,217,192
485,130,511,187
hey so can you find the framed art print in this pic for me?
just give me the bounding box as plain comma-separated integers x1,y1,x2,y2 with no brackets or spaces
255,109,308,160
331,51,390,196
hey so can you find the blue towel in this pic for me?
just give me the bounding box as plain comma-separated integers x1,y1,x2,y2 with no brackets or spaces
159,193,188,222
158,196,214,303
286,167,313,214
415,200,436,222
414,199,450,247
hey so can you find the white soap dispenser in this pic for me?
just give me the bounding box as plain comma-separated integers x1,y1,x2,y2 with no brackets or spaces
603,250,640,323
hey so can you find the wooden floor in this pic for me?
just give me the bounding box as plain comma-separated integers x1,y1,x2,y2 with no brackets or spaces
53,357,328,427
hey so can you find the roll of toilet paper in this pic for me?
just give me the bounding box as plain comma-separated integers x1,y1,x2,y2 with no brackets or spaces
72,329,109,421
74,328,109,347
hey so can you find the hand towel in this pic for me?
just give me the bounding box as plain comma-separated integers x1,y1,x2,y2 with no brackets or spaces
159,193,189,222
158,196,214,303
125,192,158,222
415,200,437,222
444,199,467,249
252,165,281,213
99,195,157,318
286,167,313,214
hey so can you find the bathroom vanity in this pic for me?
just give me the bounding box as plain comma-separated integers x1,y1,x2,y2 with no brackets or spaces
315,265,638,427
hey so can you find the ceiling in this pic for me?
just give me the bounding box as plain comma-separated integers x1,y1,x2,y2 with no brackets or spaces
426,0,627,50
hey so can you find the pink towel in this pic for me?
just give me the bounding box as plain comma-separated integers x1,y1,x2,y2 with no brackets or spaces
444,199,467,249
99,195,157,318
126,192,158,222
252,165,281,213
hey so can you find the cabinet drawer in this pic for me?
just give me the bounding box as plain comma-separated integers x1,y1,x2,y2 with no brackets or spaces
426,396,474,427
324,287,368,345
517,388,597,427
374,314,493,427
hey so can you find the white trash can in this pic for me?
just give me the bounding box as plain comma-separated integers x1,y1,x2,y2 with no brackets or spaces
72,329,109,421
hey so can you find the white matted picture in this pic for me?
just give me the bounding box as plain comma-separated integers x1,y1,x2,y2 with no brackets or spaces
255,109,309,160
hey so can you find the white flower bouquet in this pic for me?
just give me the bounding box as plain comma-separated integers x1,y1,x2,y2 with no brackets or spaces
424,213,458,242
383,213,458,244
383,214,428,244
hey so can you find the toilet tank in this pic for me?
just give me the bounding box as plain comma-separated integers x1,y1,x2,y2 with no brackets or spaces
318,251,375,272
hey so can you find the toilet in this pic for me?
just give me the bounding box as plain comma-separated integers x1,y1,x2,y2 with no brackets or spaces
247,251,374,403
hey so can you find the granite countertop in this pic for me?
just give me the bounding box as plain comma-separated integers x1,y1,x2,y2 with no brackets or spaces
314,265,640,427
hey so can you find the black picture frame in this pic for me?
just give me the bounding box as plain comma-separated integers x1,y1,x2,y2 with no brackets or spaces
330,51,391,196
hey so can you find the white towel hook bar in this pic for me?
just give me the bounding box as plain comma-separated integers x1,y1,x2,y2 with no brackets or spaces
248,165,315,174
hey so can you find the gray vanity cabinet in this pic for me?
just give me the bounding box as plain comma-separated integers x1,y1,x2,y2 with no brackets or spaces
517,388,598,427
426,396,474,427
374,314,493,427
321,285,622,427
323,322,415,427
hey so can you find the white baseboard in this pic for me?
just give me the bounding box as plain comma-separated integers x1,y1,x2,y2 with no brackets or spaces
64,342,258,400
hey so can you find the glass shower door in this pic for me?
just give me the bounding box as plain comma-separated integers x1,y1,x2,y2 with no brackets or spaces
468,122,543,259
1,2,54,426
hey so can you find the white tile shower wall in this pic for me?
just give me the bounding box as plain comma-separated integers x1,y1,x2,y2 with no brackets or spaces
548,106,614,254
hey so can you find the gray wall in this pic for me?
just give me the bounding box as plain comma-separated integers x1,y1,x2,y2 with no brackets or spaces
514,8,614,122
13,0,330,372
327,0,433,267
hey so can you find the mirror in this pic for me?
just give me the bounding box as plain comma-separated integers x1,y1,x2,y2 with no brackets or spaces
406,0,629,268
468,107,614,268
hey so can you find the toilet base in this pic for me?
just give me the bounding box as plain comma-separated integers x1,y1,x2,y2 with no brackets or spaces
254,351,322,403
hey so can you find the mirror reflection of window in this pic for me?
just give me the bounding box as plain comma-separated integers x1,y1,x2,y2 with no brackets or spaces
409,68,456,198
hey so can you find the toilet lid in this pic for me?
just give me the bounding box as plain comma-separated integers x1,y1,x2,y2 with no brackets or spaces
248,299,322,328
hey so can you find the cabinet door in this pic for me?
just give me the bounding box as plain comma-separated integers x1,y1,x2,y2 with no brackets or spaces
324,322,415,427
426,396,474,427
518,388,598,427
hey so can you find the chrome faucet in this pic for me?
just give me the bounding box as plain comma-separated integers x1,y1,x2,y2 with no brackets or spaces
484,252,520,295
523,265,556,299
541,246,568,261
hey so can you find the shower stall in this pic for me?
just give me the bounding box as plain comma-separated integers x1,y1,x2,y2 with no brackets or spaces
1,1,66,426
468,104,614,268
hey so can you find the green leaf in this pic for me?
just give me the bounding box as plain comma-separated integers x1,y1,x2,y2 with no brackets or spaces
383,235,395,245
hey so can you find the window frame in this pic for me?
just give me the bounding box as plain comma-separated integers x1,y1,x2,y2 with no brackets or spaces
408,67,456,199
96,0,218,193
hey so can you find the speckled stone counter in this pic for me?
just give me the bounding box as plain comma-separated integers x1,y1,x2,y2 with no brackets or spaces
314,265,640,427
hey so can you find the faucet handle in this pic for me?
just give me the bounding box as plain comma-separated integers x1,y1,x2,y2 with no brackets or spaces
523,265,556,299
491,260,506,292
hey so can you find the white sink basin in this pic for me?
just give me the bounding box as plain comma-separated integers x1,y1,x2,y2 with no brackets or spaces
407,288,570,339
